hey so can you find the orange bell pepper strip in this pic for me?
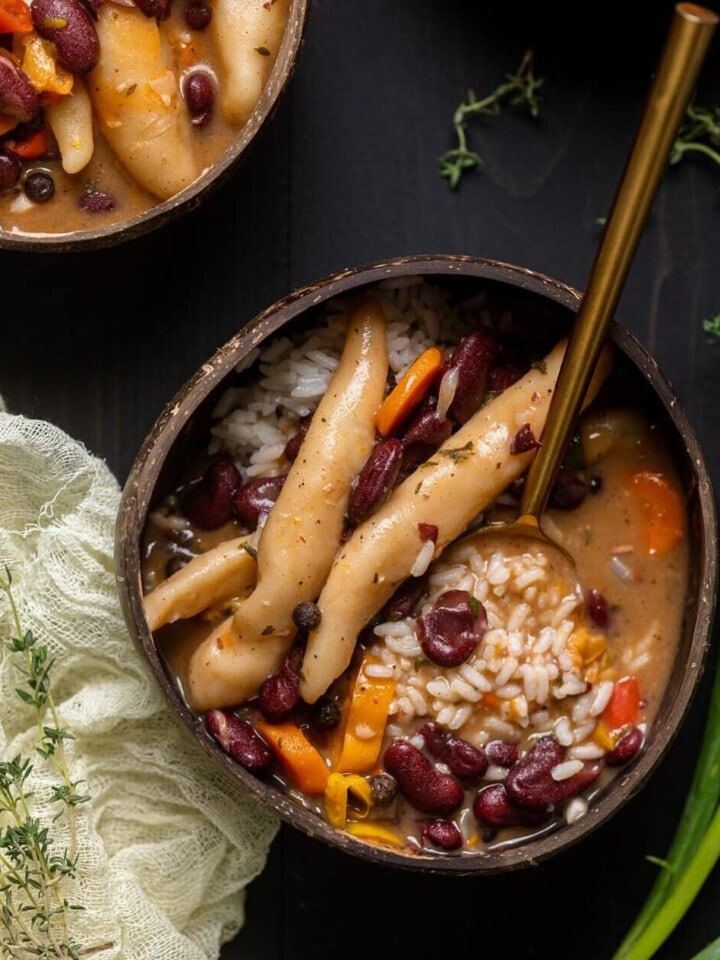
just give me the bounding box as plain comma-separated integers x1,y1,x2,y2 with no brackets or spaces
334,653,396,774
627,470,684,555
255,720,329,794
601,676,642,731
0,0,32,33
5,126,48,159
375,347,444,437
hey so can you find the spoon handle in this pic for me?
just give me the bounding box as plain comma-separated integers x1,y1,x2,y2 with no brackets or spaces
520,2,718,521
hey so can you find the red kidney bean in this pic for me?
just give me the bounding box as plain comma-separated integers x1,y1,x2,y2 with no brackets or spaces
133,0,171,16
185,1,210,28
417,589,487,667
183,69,215,126
0,151,22,190
380,575,427,621
79,189,115,212
446,329,501,424
473,784,552,828
510,423,541,455
606,726,643,766
401,406,453,448
488,363,524,392
420,818,463,851
586,588,610,630
549,468,587,510
505,737,602,811
258,642,304,722
384,739,464,816
31,0,99,73
420,722,488,784
418,522,438,543
347,438,403,524
283,415,311,462
205,710,272,774
232,474,285,528
0,55,39,123
485,739,519,767
182,459,242,529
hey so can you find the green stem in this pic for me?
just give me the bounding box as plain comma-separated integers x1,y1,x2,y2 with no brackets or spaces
674,140,720,166
618,803,720,960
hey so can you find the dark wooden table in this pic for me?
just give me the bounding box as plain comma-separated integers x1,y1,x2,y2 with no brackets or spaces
2,0,720,957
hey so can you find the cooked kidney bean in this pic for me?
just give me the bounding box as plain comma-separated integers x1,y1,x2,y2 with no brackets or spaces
347,438,403,524
0,55,40,123
384,739,464,816
31,0,99,73
79,189,115,212
473,784,552,828
283,415,311,463
183,69,215,126
420,818,463,851
185,1,210,28
606,726,643,766
205,710,272,774
420,722,488,784
309,696,342,732
485,740,519,768
258,642,304,722
505,737,602,811
510,423,541,455
182,459,241,529
417,589,487,667
369,772,397,805
549,468,587,510
586,588,610,630
401,406,453,448
488,363,523,392
0,152,22,190
446,329,501,424
133,0,171,16
232,474,285,528
381,575,427,621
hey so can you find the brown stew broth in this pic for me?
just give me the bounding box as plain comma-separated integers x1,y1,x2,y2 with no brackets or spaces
141,309,689,858
0,1,284,236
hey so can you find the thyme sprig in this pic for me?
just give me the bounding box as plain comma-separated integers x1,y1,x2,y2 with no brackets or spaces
670,103,720,169
703,314,720,340
439,50,544,190
0,569,112,959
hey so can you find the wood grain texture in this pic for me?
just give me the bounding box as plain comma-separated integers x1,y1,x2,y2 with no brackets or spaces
1,0,720,957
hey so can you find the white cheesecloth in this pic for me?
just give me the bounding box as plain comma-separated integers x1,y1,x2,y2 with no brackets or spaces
0,403,280,959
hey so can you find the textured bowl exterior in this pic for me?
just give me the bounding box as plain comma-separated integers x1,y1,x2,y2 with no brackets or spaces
115,254,718,875
0,0,310,253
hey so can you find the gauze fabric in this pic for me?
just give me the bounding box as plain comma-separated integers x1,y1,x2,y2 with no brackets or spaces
0,409,279,959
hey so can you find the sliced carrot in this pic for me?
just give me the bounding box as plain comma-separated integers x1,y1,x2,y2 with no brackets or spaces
375,347,444,437
601,676,642,730
5,126,48,159
255,720,329,794
0,114,18,136
0,0,33,33
334,653,396,774
482,691,502,710
627,470,684,555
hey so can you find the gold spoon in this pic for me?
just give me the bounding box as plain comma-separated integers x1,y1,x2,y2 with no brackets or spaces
460,2,718,583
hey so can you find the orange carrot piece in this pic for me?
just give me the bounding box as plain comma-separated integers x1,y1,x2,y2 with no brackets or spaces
5,127,48,159
255,720,329,794
0,0,32,33
602,676,642,730
334,653,396,774
627,470,684,555
0,114,17,136
375,347,444,437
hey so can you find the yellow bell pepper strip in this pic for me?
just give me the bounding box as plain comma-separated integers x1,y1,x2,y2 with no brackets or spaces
20,34,73,95
324,773,373,829
334,653,396,774
254,721,329,795
376,346,444,437
346,822,405,847
627,470,684,555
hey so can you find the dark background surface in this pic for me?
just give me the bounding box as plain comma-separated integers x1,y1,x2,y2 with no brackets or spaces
2,0,720,957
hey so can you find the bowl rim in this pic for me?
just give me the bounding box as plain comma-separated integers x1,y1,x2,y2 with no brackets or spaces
0,0,310,253
116,253,719,875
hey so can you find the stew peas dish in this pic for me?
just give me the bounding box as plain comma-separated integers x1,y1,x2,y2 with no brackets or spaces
0,0,288,235
140,277,689,860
